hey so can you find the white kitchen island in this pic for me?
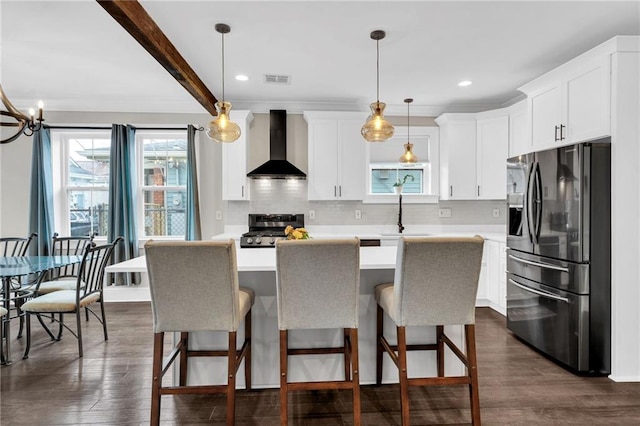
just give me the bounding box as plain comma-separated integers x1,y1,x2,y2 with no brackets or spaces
105,244,467,388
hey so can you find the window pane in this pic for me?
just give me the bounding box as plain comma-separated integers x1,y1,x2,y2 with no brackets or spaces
371,169,423,194
143,189,187,237
68,137,111,188
68,190,109,237
140,132,187,188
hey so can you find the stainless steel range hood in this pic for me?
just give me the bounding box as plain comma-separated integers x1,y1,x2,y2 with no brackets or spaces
247,110,306,179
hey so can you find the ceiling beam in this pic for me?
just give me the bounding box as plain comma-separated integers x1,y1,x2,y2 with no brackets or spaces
96,0,218,116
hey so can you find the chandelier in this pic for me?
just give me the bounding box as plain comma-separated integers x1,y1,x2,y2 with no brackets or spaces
1,84,44,144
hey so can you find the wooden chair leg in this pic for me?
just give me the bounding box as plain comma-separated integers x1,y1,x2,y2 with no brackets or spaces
397,326,410,426
245,309,252,390
344,328,351,381
279,330,288,425
179,332,188,386
465,324,481,425
376,304,384,385
350,328,361,426
150,332,164,426
437,325,445,377
226,331,237,426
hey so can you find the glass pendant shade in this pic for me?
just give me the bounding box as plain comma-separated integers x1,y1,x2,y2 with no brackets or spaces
399,142,418,163
206,101,241,143
361,101,394,142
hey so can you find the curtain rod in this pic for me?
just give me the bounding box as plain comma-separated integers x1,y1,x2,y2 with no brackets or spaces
46,125,194,131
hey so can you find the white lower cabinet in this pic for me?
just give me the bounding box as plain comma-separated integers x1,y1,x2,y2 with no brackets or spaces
483,240,507,315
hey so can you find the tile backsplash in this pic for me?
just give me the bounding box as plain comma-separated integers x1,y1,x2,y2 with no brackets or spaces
226,179,506,226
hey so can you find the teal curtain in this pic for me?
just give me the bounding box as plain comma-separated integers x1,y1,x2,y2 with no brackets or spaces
107,124,139,285
185,125,202,240
28,126,54,255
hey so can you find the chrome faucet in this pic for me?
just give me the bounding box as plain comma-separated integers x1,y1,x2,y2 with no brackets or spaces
397,194,404,233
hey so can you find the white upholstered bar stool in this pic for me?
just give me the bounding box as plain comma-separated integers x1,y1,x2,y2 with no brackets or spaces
276,238,361,425
144,240,254,426
375,236,484,425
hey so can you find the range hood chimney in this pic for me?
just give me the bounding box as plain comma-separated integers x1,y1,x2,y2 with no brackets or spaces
247,110,306,179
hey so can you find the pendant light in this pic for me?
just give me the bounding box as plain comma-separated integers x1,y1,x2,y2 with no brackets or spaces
206,23,241,143
361,30,394,143
399,98,418,163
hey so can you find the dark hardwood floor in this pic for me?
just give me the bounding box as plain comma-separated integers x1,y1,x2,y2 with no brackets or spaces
2,304,639,425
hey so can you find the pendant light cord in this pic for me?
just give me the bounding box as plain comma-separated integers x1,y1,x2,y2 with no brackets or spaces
407,100,410,142
376,38,380,103
221,31,225,102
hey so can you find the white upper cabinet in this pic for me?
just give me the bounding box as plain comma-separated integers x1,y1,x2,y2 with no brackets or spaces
519,45,611,151
437,112,508,200
476,114,509,200
221,111,254,200
436,114,477,200
508,99,529,157
304,111,368,201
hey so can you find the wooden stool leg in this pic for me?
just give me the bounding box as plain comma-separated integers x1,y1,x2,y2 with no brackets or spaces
350,328,361,426
436,325,445,377
227,331,237,426
376,304,384,385
397,326,410,426
279,330,289,425
179,332,188,386
151,332,164,426
465,324,481,425
245,309,252,390
344,328,351,381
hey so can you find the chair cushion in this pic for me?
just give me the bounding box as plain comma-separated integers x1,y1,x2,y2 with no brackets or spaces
37,280,79,294
21,290,100,313
0,306,7,316
238,287,255,322
375,283,399,324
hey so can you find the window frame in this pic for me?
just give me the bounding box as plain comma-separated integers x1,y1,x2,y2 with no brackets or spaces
363,125,440,204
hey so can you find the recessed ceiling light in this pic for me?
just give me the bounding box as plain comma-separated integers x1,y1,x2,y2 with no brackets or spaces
458,80,472,87
235,74,249,81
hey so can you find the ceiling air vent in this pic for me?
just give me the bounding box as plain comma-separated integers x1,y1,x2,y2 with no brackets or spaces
264,74,291,85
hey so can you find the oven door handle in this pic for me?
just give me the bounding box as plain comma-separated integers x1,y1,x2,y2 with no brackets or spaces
508,254,569,273
508,279,569,303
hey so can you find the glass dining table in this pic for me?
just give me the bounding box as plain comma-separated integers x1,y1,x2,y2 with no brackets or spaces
1,255,83,364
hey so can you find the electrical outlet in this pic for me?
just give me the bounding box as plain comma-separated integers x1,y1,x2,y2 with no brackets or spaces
215,210,222,220
438,208,451,218
355,210,362,220
493,208,500,218
309,210,315,220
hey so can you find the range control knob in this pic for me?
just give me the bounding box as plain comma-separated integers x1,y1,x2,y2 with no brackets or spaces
269,237,276,245
255,237,262,244
246,237,253,244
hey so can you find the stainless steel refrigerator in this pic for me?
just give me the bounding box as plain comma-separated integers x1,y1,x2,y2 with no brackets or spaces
506,139,610,374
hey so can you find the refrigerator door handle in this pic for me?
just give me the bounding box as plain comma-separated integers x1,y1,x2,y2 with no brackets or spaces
534,162,543,241
508,254,570,272
509,279,570,303
525,162,536,244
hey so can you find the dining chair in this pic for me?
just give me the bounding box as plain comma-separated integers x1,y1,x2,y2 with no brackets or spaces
144,240,254,426
0,306,7,364
20,237,122,358
375,236,484,425
275,238,361,425
0,233,38,339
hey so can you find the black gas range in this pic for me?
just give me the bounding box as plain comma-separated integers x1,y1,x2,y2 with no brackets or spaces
240,214,304,248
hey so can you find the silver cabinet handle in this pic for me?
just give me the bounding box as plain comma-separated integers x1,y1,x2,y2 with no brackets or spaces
450,186,453,197
241,185,244,198
339,185,342,197
477,185,480,196
508,254,569,273
509,279,569,303
334,186,337,197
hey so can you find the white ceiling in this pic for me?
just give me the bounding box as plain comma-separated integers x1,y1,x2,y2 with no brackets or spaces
2,0,639,117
